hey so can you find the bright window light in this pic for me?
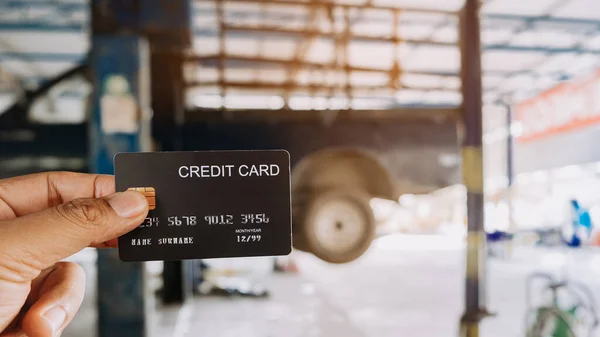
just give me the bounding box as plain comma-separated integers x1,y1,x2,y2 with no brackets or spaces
399,194,417,206
510,122,523,137
517,173,532,185
267,96,284,110
193,95,222,109
532,170,548,183
223,95,284,110
554,165,583,180
289,97,312,110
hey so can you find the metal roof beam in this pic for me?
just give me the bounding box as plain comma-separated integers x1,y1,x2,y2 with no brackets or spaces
484,44,600,54
195,0,457,15
187,79,449,92
221,24,456,46
189,54,460,77
2,19,597,36
3,45,599,67
0,0,86,11
485,13,600,27
218,26,600,54
2,1,600,27
0,22,86,32
191,54,522,77
1,24,596,55
186,106,461,122
0,52,85,63
0,90,83,98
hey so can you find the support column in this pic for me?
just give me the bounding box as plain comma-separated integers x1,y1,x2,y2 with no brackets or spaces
91,0,194,312
143,0,195,305
506,103,515,232
459,0,490,335
149,39,194,308
89,35,153,337
504,102,517,259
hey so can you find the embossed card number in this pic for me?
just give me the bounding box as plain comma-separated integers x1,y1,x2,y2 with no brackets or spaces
115,150,292,262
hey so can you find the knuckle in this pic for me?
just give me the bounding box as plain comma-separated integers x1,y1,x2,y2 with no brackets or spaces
0,255,40,283
56,198,110,230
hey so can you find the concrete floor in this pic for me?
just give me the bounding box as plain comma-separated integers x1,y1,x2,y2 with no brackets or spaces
64,235,600,337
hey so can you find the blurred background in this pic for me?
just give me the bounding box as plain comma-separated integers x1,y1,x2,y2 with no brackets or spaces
1,0,600,336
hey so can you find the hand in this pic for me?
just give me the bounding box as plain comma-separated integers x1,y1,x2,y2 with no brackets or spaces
0,172,149,337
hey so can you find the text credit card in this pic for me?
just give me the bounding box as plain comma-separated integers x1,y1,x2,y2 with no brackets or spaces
115,150,292,262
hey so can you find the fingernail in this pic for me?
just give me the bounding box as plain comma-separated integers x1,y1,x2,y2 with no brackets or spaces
107,191,148,218
43,306,67,337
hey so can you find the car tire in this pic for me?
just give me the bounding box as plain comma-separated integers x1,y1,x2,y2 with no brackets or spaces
301,189,375,264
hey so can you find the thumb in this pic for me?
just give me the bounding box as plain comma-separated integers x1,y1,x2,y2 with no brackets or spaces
1,191,148,278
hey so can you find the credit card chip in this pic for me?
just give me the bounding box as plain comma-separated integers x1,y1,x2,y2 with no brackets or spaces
127,187,156,210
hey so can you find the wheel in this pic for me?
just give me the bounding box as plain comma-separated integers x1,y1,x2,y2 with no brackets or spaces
301,189,375,264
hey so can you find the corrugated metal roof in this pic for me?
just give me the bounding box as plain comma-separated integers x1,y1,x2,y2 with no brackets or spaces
0,0,598,128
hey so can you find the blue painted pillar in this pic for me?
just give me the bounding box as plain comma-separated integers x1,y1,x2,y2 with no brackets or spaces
89,1,193,334
89,35,152,337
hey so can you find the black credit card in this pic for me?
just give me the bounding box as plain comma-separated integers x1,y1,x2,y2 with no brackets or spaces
115,150,292,262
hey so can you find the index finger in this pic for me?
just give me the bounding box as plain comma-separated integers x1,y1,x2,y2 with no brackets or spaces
0,172,115,218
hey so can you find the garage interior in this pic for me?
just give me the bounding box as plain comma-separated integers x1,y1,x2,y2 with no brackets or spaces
1,0,600,336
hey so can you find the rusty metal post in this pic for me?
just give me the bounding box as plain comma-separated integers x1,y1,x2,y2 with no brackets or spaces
343,7,352,108
459,0,490,335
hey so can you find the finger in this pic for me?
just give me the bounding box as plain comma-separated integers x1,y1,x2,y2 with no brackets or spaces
0,329,26,337
0,191,148,280
91,238,119,249
0,264,64,335
0,278,30,333
21,262,86,337
0,172,115,218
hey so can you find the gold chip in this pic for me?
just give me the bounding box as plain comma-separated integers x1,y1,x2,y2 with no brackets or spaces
128,187,156,210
